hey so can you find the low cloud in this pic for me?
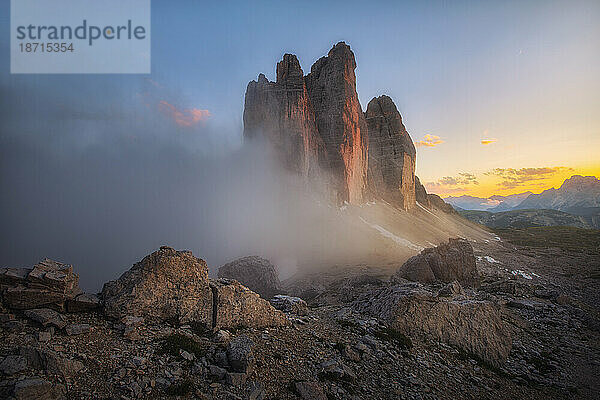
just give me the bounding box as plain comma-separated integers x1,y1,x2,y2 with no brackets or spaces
481,138,497,145
485,166,573,189
158,100,211,127
414,134,444,148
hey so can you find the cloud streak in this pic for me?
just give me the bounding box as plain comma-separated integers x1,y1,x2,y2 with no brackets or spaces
158,100,211,127
414,134,444,148
481,138,497,145
485,166,574,189
424,172,479,193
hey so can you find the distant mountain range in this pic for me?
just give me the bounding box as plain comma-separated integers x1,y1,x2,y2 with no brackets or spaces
447,175,600,229
445,192,532,212
447,175,600,212
513,175,600,211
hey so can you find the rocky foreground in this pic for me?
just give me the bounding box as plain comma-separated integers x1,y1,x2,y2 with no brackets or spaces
1,237,599,399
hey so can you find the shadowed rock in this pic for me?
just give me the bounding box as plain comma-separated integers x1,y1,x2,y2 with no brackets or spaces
217,256,282,299
244,42,368,204
365,95,416,210
354,283,511,366
211,279,289,330
393,238,480,288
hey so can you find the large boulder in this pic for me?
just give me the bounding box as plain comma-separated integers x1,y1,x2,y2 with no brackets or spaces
102,247,289,330
102,246,213,326
393,238,480,288
211,279,289,330
354,283,511,366
217,256,282,299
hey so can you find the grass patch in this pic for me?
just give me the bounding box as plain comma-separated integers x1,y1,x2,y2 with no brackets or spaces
494,226,600,253
166,378,193,396
373,327,412,350
157,333,206,358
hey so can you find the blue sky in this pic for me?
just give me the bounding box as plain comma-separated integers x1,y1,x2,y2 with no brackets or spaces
1,0,598,289
1,0,599,189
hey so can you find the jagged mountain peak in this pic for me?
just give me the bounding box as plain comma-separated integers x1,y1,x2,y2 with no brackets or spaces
243,42,436,211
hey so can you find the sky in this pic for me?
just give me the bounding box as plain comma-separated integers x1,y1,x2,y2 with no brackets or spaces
0,0,599,288
1,0,599,196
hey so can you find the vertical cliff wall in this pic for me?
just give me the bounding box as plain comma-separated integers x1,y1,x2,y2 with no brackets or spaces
243,54,324,177
304,42,369,204
365,95,416,210
244,42,426,210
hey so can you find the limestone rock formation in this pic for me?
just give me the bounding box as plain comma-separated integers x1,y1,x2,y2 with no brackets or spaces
304,42,369,204
0,259,93,312
393,238,481,287
354,283,511,366
270,295,309,316
102,246,213,326
244,42,368,204
365,95,416,210
102,247,288,330
210,279,289,330
217,256,282,299
414,176,430,207
244,54,325,178
244,42,456,211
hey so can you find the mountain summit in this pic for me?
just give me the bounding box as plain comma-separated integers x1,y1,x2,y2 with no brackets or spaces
243,42,436,211
514,175,600,211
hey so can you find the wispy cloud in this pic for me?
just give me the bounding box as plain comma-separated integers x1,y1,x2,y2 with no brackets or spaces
415,134,444,148
424,172,479,193
485,166,573,189
158,101,211,127
481,138,497,145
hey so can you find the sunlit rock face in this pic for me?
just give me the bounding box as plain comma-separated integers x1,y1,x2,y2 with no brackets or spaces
365,95,416,210
244,42,424,208
304,42,369,204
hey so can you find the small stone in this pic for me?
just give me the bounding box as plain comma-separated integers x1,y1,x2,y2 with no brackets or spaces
214,330,231,343
37,331,52,342
227,335,254,373
208,365,226,381
248,382,265,400
226,372,247,386
270,295,309,316
0,355,27,375
437,281,465,297
341,344,361,362
180,350,195,361
294,381,327,400
24,308,67,329
65,323,90,336
132,357,146,367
